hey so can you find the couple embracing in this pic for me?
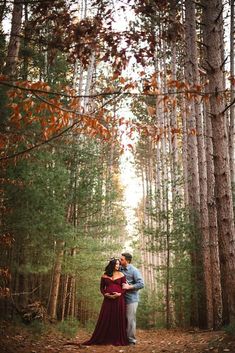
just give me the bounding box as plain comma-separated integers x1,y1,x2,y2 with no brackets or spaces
83,253,144,346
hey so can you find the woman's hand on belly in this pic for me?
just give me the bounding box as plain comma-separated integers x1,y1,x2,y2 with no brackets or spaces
104,292,121,299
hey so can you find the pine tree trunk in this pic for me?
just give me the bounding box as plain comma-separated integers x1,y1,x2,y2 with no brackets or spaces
230,0,235,185
166,185,170,329
204,97,223,328
0,0,7,24
22,3,29,80
185,0,214,329
202,0,235,324
4,0,23,77
185,0,206,328
169,0,178,170
47,240,64,320
182,98,189,206
84,52,95,112
61,274,69,322
140,165,148,284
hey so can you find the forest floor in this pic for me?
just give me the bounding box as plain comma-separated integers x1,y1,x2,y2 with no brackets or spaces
1,320,235,353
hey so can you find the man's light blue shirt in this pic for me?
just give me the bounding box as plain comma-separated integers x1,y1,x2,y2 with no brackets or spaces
120,264,144,304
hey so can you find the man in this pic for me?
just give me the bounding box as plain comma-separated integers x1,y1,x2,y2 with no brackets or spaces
120,252,144,345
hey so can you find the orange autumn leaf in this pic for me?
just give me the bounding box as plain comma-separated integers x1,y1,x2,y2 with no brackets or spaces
112,71,121,80
127,144,134,151
119,76,126,84
147,106,156,116
124,82,136,90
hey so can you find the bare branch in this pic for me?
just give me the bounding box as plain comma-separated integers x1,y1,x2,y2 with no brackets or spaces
11,286,40,296
3,79,235,99
0,80,123,99
222,97,235,115
215,5,224,23
196,40,208,48
0,121,78,161
220,55,228,70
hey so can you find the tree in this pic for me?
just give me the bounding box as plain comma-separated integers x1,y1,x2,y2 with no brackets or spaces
229,0,235,185
202,0,235,324
3,0,23,78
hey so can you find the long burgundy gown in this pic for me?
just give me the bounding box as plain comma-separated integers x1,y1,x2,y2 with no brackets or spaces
83,275,129,346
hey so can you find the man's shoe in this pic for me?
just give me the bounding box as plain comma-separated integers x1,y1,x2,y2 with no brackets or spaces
128,342,136,345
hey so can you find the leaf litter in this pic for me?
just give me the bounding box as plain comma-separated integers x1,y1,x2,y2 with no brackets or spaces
1,322,235,353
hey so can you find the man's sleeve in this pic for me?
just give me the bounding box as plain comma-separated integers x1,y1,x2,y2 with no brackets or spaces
132,268,144,290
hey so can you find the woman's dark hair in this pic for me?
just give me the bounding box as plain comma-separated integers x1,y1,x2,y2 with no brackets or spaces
104,258,119,277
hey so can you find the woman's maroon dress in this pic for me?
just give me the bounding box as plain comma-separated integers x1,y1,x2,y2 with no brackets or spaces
83,275,128,346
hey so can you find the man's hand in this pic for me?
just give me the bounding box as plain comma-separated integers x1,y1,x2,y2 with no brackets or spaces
122,283,134,290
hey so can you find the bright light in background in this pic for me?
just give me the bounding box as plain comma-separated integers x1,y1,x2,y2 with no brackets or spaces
111,0,143,250
120,149,142,251
119,106,142,251
111,0,135,32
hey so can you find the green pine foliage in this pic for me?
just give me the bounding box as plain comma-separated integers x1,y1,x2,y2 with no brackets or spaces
56,317,81,338
0,130,126,323
137,288,165,329
4,149,71,273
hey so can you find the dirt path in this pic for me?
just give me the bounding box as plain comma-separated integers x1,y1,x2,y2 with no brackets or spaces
1,321,234,353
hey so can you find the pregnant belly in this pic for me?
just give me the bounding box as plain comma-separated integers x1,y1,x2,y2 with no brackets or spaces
106,284,122,294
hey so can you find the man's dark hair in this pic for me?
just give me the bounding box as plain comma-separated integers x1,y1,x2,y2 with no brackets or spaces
122,252,132,263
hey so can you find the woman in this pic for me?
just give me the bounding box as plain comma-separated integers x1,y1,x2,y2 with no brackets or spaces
82,258,128,346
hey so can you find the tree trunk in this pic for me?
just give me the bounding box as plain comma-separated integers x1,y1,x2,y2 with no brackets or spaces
61,274,69,322
47,240,64,320
185,0,206,328
230,0,235,185
0,0,7,24
204,96,223,328
182,98,189,206
84,52,96,112
4,0,23,77
22,2,29,80
202,0,235,324
185,0,214,329
165,183,170,329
